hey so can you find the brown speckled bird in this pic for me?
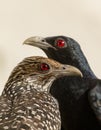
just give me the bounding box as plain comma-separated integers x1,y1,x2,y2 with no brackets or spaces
0,56,82,130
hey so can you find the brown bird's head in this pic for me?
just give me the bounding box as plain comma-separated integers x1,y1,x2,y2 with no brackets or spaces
4,56,82,97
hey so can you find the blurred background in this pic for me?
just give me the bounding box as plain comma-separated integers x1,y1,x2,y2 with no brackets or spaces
0,0,101,93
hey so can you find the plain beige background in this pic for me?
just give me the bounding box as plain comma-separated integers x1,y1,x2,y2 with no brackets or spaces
0,0,101,93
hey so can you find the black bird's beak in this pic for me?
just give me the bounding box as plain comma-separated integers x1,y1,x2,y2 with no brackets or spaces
54,64,83,78
23,36,56,50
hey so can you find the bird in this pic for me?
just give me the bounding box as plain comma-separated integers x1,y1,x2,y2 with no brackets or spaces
23,36,101,130
0,56,82,130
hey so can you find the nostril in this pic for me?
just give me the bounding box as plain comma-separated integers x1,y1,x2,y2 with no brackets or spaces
41,39,46,42
63,67,66,70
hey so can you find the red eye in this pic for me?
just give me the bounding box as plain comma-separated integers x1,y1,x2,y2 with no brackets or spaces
40,63,50,71
55,39,65,48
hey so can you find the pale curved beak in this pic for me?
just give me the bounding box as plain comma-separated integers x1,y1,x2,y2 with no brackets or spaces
23,36,56,50
55,64,83,77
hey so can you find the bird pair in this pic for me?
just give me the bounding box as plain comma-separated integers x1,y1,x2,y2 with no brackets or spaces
0,36,82,130
23,36,101,130
0,36,101,130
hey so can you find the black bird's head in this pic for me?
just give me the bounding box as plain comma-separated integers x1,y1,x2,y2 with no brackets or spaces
4,56,82,97
23,36,81,64
23,36,96,78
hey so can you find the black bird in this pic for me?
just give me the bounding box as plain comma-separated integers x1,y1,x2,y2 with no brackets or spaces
0,56,81,130
24,36,101,130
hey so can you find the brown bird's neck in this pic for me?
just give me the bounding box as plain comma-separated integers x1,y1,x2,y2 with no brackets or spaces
2,76,55,100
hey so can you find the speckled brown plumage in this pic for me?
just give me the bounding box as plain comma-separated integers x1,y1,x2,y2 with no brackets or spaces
0,56,82,130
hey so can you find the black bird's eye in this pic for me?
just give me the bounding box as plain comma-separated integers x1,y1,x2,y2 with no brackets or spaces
40,63,50,71
55,38,66,48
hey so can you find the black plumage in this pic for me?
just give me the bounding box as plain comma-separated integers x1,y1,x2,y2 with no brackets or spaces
24,36,101,130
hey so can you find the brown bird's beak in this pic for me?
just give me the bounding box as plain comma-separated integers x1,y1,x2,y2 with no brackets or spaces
23,36,55,50
54,64,83,78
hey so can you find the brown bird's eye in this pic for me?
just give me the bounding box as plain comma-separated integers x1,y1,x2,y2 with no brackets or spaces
40,63,50,71
55,39,66,48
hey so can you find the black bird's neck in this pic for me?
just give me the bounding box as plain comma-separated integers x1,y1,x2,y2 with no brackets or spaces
67,50,96,79
69,47,96,79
